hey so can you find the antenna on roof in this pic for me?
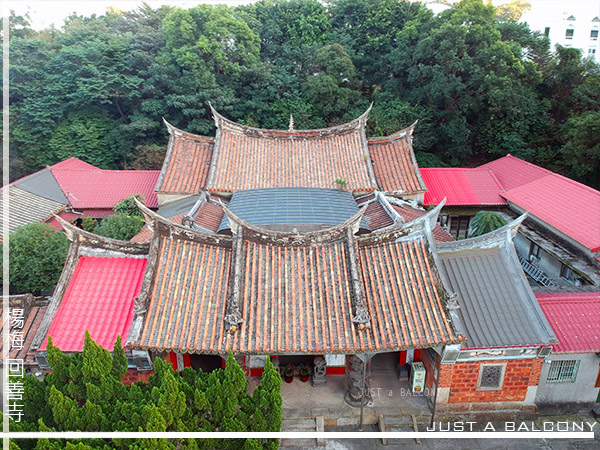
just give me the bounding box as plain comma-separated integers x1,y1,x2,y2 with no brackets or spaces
288,115,294,131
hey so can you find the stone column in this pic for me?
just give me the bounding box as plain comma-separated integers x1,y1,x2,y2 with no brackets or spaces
344,354,372,407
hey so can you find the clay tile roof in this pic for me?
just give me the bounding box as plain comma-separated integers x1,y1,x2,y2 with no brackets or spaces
368,129,427,195
0,294,49,366
131,215,460,354
206,109,376,193
359,238,459,349
40,256,147,352
133,233,232,353
358,194,453,242
155,131,214,195
390,204,454,242
536,291,600,353
421,168,506,206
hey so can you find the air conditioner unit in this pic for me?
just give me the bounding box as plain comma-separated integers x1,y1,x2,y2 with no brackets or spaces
410,362,426,393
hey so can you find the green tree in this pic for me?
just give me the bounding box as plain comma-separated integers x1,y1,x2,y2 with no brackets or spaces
47,109,120,169
560,111,600,189
467,211,508,238
3,223,69,295
94,214,144,241
113,195,145,218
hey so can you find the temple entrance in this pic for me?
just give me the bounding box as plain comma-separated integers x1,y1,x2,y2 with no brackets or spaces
189,354,223,372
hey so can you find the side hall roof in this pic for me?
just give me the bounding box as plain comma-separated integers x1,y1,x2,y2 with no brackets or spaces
435,216,557,349
480,154,600,254
154,121,215,195
367,123,427,195
127,202,461,354
357,192,453,242
32,217,149,354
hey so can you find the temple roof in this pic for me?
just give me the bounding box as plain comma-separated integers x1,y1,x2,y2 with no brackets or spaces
154,122,214,195
206,105,376,193
357,192,453,242
32,217,149,353
155,106,426,197
435,217,557,349
127,201,461,354
367,123,427,195
218,188,368,233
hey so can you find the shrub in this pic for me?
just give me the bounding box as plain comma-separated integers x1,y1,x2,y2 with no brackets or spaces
94,214,144,241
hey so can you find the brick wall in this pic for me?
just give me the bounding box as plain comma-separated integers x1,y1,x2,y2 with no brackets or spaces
122,369,154,385
447,358,543,403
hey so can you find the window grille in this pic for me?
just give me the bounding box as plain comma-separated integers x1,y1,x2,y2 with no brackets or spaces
547,360,580,383
478,364,504,389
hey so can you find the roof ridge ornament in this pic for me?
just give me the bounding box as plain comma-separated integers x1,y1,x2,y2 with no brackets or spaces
52,214,149,255
289,115,294,132
210,103,372,140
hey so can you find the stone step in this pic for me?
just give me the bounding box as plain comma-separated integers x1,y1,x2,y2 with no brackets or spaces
281,418,316,430
279,438,317,447
381,415,414,426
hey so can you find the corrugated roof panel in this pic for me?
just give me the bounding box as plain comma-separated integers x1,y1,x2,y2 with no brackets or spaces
421,168,505,206
537,292,600,353
40,256,147,352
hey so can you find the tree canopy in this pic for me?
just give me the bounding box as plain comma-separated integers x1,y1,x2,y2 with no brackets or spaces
10,334,282,450
2,223,69,295
6,0,600,188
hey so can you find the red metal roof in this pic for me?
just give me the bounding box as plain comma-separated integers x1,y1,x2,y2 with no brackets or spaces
536,292,600,353
502,174,600,253
479,154,550,191
40,256,147,352
51,167,160,209
49,157,99,172
421,168,506,206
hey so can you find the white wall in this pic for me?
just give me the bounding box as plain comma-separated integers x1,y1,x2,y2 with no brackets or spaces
520,0,600,62
536,353,600,412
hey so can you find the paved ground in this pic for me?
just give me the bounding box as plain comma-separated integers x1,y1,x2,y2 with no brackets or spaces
280,412,600,450
270,368,600,450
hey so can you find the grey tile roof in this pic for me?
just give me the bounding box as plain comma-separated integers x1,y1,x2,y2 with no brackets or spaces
218,187,368,233
156,195,201,218
435,221,557,348
0,186,67,236
13,168,68,204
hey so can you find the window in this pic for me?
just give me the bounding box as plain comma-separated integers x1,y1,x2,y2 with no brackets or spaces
449,216,471,240
592,26,599,40
544,27,550,38
547,360,580,383
477,364,505,390
560,264,578,284
529,242,542,263
589,48,597,56
566,25,574,39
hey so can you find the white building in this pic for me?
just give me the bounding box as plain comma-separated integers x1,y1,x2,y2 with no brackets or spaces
520,0,600,62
